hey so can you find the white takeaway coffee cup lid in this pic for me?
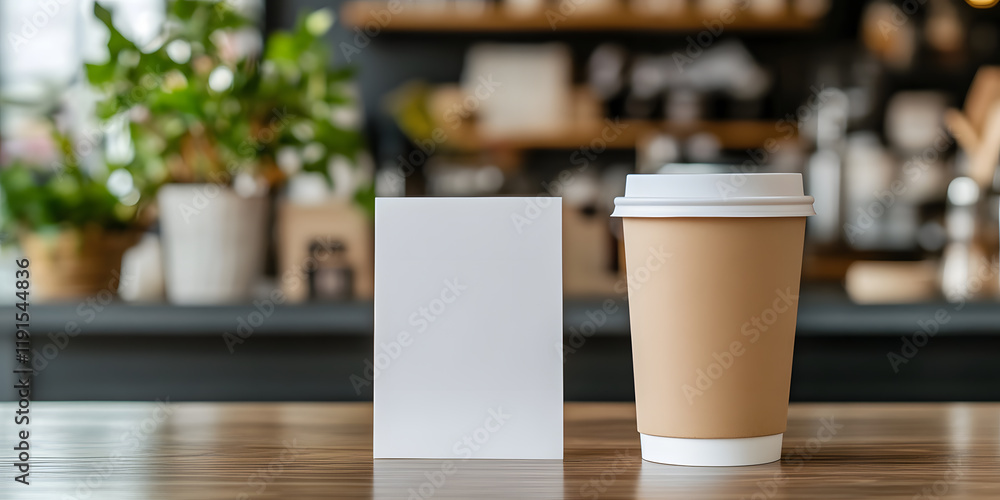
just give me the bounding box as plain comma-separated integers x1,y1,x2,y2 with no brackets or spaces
611,173,816,218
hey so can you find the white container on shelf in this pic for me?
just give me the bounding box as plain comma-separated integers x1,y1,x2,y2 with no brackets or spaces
158,184,268,304
461,43,573,139
118,233,166,302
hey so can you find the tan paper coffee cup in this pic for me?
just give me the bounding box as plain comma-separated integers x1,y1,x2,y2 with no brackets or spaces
612,173,815,466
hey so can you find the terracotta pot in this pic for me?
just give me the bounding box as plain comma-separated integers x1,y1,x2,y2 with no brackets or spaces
19,227,142,302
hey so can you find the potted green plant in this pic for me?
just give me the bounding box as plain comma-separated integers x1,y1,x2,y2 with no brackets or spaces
0,127,149,301
86,1,363,304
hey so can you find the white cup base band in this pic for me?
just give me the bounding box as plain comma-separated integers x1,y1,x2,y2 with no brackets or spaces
639,433,783,466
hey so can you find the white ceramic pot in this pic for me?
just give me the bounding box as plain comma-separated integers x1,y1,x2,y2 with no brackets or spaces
158,184,268,304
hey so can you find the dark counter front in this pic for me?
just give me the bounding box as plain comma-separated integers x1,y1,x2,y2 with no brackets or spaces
2,285,1000,401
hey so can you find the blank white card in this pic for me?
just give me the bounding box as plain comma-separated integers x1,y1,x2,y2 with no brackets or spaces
374,197,563,459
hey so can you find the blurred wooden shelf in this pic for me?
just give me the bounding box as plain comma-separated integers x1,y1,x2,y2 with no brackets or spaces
445,119,793,151
340,2,819,32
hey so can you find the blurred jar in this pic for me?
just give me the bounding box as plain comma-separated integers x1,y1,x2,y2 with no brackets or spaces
308,240,355,302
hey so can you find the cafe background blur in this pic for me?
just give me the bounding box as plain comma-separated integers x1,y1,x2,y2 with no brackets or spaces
1,0,999,402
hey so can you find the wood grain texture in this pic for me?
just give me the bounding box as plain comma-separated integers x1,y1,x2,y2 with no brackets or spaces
3,402,999,499
442,120,795,152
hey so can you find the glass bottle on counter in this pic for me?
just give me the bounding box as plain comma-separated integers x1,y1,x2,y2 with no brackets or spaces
308,239,354,301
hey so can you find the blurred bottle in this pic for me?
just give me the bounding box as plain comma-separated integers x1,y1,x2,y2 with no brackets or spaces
803,86,848,246
587,44,630,119
941,177,983,301
308,240,355,302
842,132,894,250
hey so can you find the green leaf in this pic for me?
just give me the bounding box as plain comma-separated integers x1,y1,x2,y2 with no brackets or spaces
94,2,139,58
353,181,376,220
305,9,335,36
85,62,117,85
265,33,298,62
79,2,366,208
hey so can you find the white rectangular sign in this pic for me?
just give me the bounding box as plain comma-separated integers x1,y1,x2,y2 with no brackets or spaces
373,197,563,459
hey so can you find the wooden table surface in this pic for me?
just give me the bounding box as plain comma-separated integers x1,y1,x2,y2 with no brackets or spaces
4,402,999,499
